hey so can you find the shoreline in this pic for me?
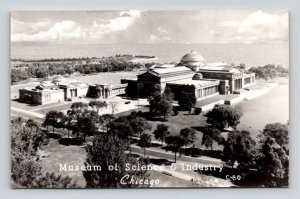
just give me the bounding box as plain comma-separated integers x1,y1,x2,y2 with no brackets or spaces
199,82,278,112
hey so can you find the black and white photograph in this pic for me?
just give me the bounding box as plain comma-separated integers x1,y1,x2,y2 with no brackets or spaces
10,10,289,188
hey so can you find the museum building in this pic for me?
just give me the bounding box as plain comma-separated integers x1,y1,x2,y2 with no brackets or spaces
121,50,255,101
19,76,89,105
19,75,127,105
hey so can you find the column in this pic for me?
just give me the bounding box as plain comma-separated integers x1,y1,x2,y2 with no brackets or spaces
231,79,235,92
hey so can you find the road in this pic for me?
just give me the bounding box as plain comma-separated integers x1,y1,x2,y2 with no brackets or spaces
130,145,221,165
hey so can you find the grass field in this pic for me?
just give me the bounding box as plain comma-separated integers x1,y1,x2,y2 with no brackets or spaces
119,107,223,151
40,138,87,187
72,71,141,85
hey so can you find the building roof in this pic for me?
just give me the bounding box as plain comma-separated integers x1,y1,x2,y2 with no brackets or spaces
36,81,58,90
150,64,175,69
21,87,63,94
150,66,192,75
181,50,205,63
199,62,242,73
90,83,127,90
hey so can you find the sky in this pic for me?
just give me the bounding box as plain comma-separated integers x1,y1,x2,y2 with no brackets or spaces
11,10,289,45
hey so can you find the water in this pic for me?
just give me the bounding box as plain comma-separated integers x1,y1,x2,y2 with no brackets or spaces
234,81,289,137
11,43,289,68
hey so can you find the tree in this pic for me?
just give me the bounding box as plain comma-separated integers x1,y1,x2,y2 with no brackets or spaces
255,136,289,187
178,92,196,114
153,124,170,145
159,95,173,120
148,91,162,114
127,113,151,138
109,101,119,115
83,134,149,188
148,90,173,120
11,119,43,187
165,135,185,163
98,114,115,132
54,111,66,130
261,123,288,147
237,63,246,70
253,122,289,187
249,65,279,81
180,128,196,148
201,127,222,150
206,105,241,131
43,111,58,133
109,115,151,140
63,114,74,138
73,111,98,141
70,102,88,111
25,119,39,131
163,87,174,102
34,172,79,188
222,130,256,168
11,69,30,83
109,116,134,139
138,134,152,156
276,65,288,74
11,118,77,188
249,66,268,81
89,100,107,114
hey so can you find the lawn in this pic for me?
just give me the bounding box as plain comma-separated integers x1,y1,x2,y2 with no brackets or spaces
146,112,223,150
71,71,141,85
40,138,87,187
119,107,223,151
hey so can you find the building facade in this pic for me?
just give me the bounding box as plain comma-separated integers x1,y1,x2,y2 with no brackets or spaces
198,63,255,93
86,84,127,98
19,75,126,105
19,81,65,105
121,50,255,100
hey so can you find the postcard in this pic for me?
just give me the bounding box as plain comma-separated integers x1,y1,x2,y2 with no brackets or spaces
10,10,289,188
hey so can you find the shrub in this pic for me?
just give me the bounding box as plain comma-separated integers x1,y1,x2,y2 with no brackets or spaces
46,132,62,139
172,108,179,116
59,137,84,145
194,107,202,115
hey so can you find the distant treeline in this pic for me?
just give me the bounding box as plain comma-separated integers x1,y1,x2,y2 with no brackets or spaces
11,56,146,83
248,64,289,80
11,57,96,63
11,54,156,63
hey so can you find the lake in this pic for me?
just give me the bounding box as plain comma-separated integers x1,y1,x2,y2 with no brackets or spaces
234,79,289,137
11,43,289,68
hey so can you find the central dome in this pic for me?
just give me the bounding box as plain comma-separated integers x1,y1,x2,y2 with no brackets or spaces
192,73,203,80
52,75,67,83
181,50,205,63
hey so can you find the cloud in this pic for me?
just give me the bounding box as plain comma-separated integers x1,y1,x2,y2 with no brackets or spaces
158,27,168,34
150,34,159,42
11,10,288,44
220,11,288,43
11,19,51,35
11,20,83,42
148,27,170,43
11,10,142,43
91,10,141,39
